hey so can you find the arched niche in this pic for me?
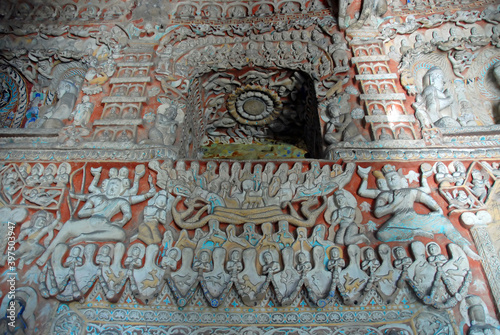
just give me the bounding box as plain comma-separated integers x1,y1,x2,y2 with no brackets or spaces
179,67,323,160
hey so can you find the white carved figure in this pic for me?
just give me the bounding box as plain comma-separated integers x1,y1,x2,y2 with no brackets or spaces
468,169,491,202
443,189,477,209
328,33,350,73
261,250,280,275
69,95,94,127
193,250,213,272
161,247,181,271
361,247,380,276
451,161,467,185
372,164,480,260
327,246,345,276
434,162,454,185
327,190,369,245
36,170,156,265
461,295,500,335
1,168,23,202
39,77,81,129
420,66,458,128
296,251,312,275
324,97,365,144
226,249,243,276
15,211,62,269
392,246,411,270
426,242,447,267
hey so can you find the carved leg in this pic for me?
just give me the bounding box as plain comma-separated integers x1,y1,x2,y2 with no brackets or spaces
69,226,126,244
376,227,432,242
344,223,370,245
37,226,76,265
442,226,480,260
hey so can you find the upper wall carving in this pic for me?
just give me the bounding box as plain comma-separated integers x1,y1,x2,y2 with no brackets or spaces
0,0,133,23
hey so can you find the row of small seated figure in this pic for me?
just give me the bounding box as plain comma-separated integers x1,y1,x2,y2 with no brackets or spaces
159,241,451,277
40,238,468,307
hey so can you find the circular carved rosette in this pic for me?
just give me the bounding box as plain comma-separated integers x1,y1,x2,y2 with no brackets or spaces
226,85,282,126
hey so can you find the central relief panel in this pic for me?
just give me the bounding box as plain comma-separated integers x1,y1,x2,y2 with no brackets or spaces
196,67,322,160
24,160,478,333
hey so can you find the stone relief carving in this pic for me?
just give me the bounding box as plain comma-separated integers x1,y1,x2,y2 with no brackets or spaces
1,1,500,332
0,161,483,315
364,163,480,260
460,295,500,334
36,165,156,265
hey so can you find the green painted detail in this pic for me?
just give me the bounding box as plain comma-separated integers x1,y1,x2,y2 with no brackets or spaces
201,142,307,160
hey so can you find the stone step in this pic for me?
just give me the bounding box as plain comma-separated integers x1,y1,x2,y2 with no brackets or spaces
110,77,151,84
360,93,406,100
355,73,398,80
352,55,390,63
102,96,148,103
116,62,154,67
94,119,143,126
365,115,416,123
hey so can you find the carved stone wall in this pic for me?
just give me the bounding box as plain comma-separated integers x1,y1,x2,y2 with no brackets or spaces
1,0,500,334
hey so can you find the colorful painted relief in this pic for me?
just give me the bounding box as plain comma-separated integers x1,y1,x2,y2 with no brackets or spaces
0,160,499,333
0,0,500,333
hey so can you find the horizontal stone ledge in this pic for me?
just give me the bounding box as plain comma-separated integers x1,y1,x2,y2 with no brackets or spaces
116,62,154,67
109,77,151,84
360,93,406,100
93,119,143,126
365,115,416,122
440,124,500,135
351,55,390,63
0,128,60,137
355,73,398,80
326,147,500,161
0,147,178,161
101,96,148,103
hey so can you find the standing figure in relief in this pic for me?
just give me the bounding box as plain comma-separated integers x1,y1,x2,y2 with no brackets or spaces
392,246,412,270
420,66,458,127
69,95,94,127
261,251,280,275
373,165,480,260
328,33,350,72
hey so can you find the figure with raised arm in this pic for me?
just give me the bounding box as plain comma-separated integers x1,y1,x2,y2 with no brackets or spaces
37,174,156,265
372,165,480,260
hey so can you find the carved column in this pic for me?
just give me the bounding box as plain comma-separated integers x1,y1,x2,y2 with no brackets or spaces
470,225,500,316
